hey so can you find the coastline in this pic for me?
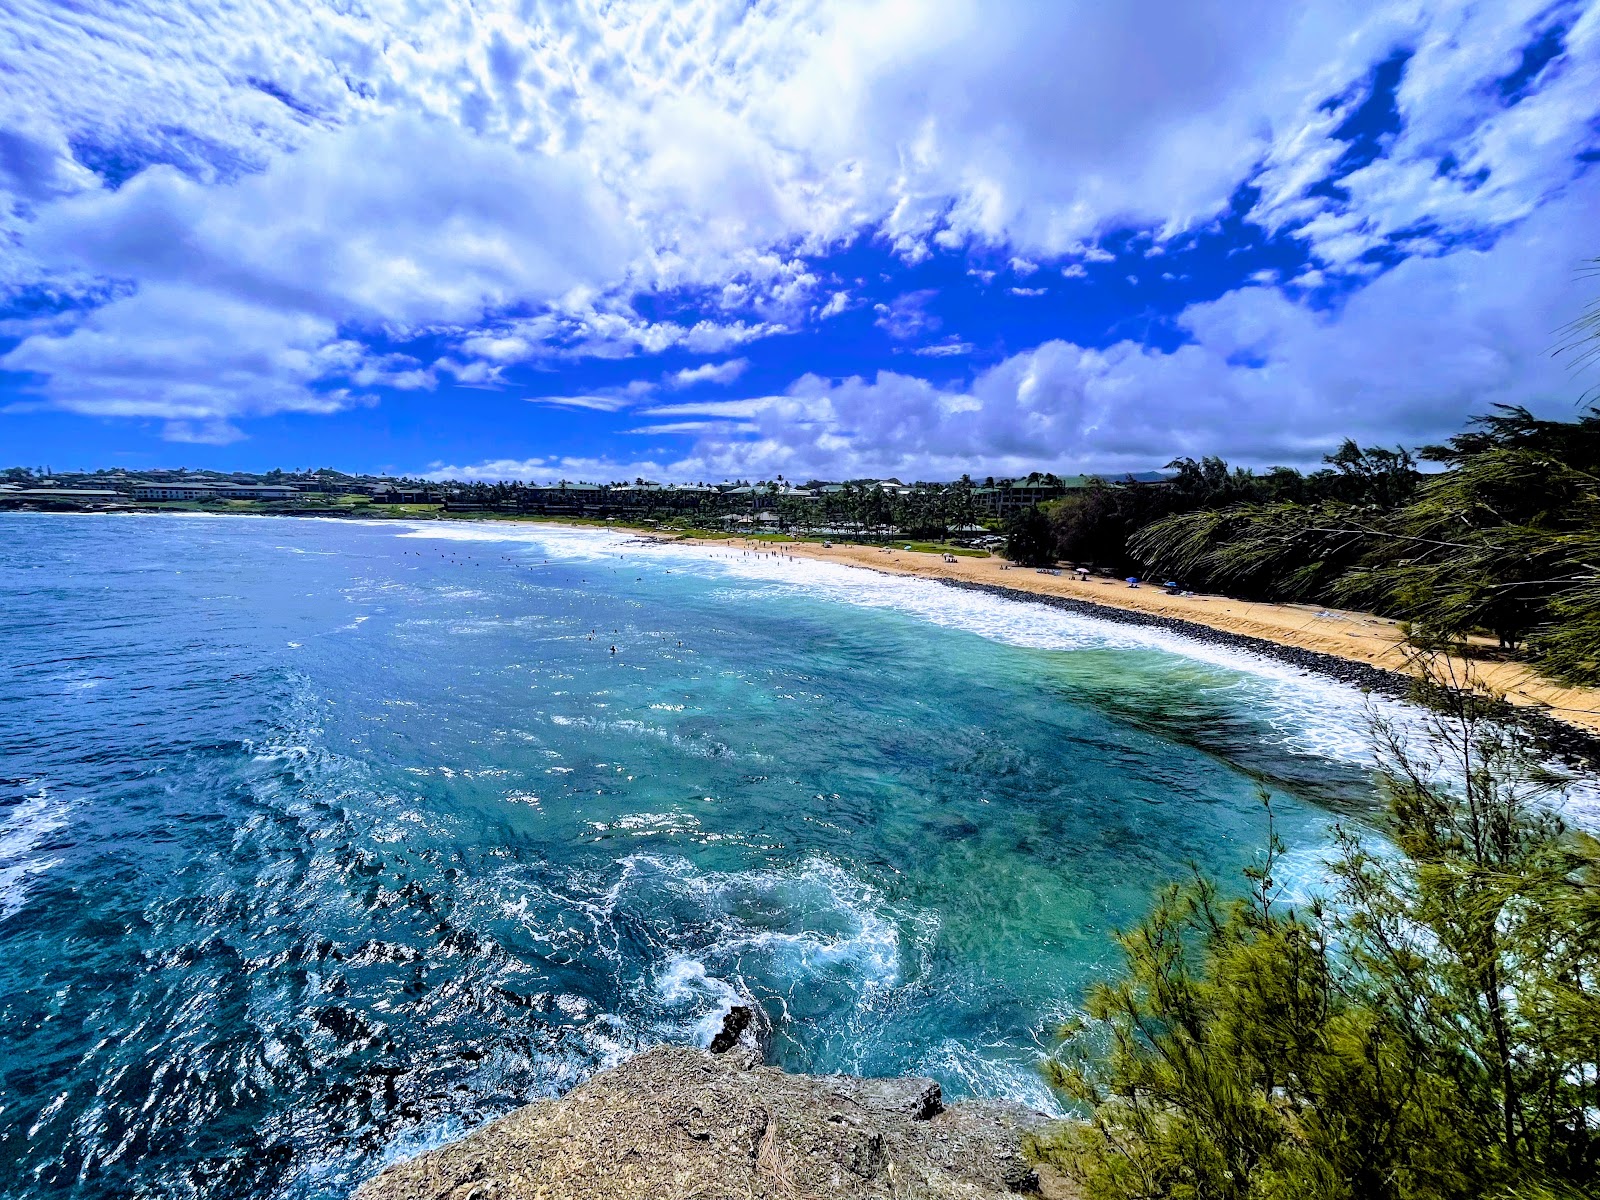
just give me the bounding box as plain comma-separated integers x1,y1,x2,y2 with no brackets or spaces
655,531,1600,758
20,507,1600,753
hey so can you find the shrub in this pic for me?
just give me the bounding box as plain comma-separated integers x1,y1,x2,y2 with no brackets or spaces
1034,667,1600,1199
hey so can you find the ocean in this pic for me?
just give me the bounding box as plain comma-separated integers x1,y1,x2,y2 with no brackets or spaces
1,513,1400,1199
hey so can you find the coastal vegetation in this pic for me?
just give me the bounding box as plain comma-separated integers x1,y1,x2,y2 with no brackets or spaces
1136,409,1600,682
1033,669,1600,1200
1012,406,1600,687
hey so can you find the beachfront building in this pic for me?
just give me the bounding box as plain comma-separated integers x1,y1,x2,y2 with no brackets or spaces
129,482,299,501
719,482,817,512
507,482,607,513
370,483,438,504
974,476,1072,517
217,483,299,500
130,483,217,501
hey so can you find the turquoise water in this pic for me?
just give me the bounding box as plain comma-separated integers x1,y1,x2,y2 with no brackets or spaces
0,513,1386,1200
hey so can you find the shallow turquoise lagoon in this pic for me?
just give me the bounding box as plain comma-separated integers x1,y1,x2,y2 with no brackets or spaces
0,514,1388,1199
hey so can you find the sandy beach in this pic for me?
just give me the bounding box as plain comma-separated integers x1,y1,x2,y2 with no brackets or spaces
666,533,1600,738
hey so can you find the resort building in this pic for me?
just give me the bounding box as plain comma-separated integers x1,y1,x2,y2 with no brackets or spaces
369,484,438,504
128,482,300,501
130,483,217,501
973,477,1071,516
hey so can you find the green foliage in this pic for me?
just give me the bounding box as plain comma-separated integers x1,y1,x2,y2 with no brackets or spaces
1130,406,1600,680
1004,506,1056,566
1035,670,1600,1199
1043,444,1418,578
1128,501,1371,602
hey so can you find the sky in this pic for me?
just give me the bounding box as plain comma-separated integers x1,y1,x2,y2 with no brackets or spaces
1,1,1598,483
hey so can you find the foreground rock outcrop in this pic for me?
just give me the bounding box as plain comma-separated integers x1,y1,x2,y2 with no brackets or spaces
357,1040,1071,1199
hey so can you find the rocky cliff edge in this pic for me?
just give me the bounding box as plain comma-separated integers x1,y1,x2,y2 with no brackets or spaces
356,1037,1075,1200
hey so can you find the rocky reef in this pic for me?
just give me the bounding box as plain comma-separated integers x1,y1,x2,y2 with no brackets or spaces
357,1011,1072,1200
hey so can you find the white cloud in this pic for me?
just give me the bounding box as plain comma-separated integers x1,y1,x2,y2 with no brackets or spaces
26,115,634,330
913,340,974,358
817,290,852,319
666,358,749,389
624,419,759,435
9,0,1596,284
0,282,374,426
163,419,247,445
764,0,1411,254
873,290,940,340
440,175,1598,481
1,0,1597,448
1251,1,1600,269
460,311,787,366
638,397,780,420
2,113,635,431
526,380,657,412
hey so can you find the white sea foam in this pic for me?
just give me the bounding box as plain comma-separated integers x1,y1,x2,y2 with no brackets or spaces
401,522,1406,767
916,1037,1065,1114
654,957,745,1046
0,787,71,922
575,852,922,1003
401,521,1600,827
589,811,702,836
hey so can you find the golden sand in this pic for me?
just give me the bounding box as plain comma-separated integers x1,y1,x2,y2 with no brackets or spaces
669,534,1600,736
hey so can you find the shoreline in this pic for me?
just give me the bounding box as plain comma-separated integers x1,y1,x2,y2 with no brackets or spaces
934,575,1600,766
15,507,1600,759
654,531,1600,764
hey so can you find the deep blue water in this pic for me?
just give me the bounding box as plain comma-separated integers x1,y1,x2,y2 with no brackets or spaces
0,514,1385,1200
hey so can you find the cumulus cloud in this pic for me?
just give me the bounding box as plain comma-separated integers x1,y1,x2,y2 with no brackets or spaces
440,175,1597,481
458,311,786,367
0,0,1596,451
1,283,374,424
817,290,852,319
2,114,635,430
27,115,634,329
1252,1,1600,270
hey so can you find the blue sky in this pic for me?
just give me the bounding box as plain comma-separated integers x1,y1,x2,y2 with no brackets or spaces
1,0,1598,482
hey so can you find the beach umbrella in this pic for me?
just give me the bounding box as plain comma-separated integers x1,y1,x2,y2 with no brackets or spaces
1126,576,1139,584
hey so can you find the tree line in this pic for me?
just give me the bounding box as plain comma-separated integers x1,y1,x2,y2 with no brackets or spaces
1004,406,1600,687
439,476,990,540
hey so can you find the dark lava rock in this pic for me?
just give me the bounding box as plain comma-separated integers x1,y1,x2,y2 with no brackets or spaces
707,1002,772,1060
